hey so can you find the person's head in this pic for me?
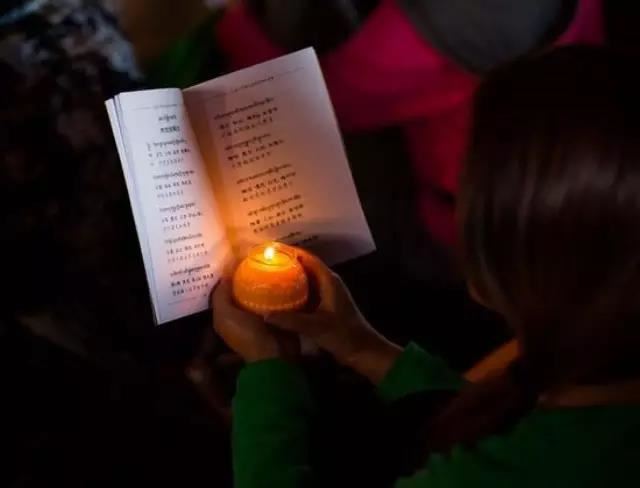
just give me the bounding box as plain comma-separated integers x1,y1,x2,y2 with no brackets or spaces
460,45,640,391
428,46,640,454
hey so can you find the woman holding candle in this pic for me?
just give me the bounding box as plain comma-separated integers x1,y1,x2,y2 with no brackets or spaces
213,46,640,487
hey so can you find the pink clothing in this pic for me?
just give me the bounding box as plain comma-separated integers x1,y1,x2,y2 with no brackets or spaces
216,0,605,248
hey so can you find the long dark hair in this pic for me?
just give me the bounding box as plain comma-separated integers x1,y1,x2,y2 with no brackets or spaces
429,45,640,452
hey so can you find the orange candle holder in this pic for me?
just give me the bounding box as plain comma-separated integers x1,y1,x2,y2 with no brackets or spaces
232,242,309,315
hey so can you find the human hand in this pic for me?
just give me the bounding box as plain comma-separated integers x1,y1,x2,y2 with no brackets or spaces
212,280,299,363
266,250,401,383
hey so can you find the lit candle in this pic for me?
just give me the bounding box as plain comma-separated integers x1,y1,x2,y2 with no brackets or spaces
232,242,309,315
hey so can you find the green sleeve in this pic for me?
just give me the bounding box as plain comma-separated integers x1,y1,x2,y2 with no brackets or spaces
233,359,316,488
232,349,526,488
393,440,528,487
378,342,465,403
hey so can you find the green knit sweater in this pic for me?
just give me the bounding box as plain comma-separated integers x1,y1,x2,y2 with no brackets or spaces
232,343,640,487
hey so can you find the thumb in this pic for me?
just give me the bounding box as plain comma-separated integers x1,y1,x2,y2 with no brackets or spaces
266,311,323,335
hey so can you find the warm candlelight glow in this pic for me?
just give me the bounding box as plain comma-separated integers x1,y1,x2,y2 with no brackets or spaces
264,245,275,262
232,242,309,315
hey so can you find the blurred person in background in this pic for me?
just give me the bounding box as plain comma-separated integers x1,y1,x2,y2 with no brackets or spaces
0,0,145,359
1,2,230,486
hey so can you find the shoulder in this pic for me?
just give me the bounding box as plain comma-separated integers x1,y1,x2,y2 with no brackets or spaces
399,407,640,487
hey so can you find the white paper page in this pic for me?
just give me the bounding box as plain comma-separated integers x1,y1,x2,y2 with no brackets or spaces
107,99,158,320
184,48,375,264
106,89,230,324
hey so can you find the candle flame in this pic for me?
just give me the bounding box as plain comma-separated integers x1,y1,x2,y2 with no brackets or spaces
264,245,276,261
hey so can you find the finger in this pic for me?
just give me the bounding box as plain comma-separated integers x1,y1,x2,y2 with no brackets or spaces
212,278,233,311
212,279,260,326
221,256,241,277
216,352,243,367
266,311,324,335
270,327,301,358
294,249,336,300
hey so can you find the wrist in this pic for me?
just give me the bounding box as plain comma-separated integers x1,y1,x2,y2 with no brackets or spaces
244,337,300,363
244,343,285,363
342,330,402,385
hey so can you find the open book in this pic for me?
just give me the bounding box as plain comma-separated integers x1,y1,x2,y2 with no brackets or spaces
106,48,374,325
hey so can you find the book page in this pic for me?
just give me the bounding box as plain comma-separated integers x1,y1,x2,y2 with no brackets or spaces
106,89,230,324
184,48,375,264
